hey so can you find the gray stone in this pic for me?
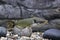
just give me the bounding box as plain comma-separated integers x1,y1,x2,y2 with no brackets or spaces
2,0,18,6
13,26,32,37
21,7,32,18
21,27,32,37
41,9,60,20
0,4,21,19
2,0,58,9
21,8,44,18
22,8,60,19
13,26,22,36
0,0,59,19
39,24,56,32
0,37,7,40
0,27,7,37
49,19,60,29
43,29,60,40
20,36,30,40
31,24,56,32
31,32,44,40
0,20,8,27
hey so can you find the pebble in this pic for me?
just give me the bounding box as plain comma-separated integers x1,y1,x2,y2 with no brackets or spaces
0,37,7,40
21,27,32,37
0,32,48,40
20,36,30,40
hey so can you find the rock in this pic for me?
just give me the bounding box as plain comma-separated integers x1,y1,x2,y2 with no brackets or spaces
30,32,48,40
12,35,18,38
13,26,22,36
43,29,60,40
0,0,6,4
42,9,60,20
6,38,13,40
0,20,8,27
0,0,60,19
6,31,10,37
13,26,32,37
30,38,35,40
21,8,60,19
20,36,30,40
0,4,21,19
2,0,58,9
21,27,32,37
21,7,32,18
57,0,60,7
0,0,59,19
49,19,60,29
38,24,56,32
0,27,7,37
31,32,41,38
31,10,44,18
11,35,19,40
6,31,19,40
17,36,21,40
2,0,18,6
0,37,7,40
31,32,43,40
31,24,56,32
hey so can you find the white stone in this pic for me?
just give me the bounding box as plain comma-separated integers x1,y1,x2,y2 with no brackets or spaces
31,32,42,40
0,37,7,40
20,36,30,40
12,34,18,38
